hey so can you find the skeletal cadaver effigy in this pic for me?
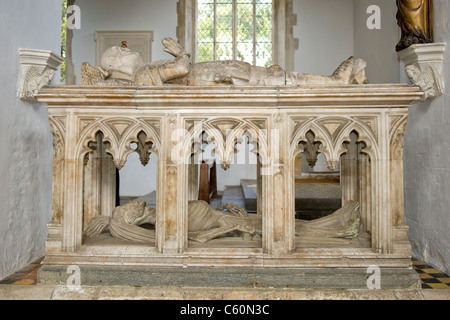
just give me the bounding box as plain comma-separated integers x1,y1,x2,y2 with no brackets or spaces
85,200,362,243
82,37,369,87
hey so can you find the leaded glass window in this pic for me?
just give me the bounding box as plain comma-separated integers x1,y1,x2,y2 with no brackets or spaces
196,0,273,67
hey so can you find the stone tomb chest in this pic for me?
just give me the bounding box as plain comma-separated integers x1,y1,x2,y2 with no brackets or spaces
36,84,423,289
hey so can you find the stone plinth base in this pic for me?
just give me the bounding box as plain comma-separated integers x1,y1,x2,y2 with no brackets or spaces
49,286,447,301
38,265,421,290
2,284,449,300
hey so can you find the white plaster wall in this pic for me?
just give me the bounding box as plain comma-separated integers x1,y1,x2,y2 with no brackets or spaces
0,0,61,280
119,153,158,197
404,0,450,275
353,0,400,84
293,0,400,83
293,0,354,75
72,0,178,84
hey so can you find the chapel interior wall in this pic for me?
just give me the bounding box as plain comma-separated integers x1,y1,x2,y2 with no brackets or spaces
0,0,62,280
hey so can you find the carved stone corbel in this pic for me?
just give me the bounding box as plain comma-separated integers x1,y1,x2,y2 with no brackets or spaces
398,43,446,101
18,49,63,102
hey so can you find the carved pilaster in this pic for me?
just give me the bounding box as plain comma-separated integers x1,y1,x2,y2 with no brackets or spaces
163,164,184,252
268,112,293,255
341,131,359,205
47,117,66,253
390,116,408,227
188,155,199,201
49,118,66,224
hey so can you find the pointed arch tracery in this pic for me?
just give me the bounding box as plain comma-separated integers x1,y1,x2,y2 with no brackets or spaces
76,117,161,169
183,117,269,169
291,116,379,170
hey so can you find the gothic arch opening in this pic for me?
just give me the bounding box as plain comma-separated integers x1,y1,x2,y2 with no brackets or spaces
340,129,372,240
82,130,159,248
82,131,116,233
295,130,341,221
293,129,372,249
186,129,263,248
118,131,158,209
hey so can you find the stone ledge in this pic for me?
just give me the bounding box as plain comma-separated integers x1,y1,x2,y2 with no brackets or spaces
36,84,423,108
0,284,54,300
38,265,421,290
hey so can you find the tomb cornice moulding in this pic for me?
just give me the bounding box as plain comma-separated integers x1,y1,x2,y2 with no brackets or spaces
398,42,446,101
36,84,423,109
18,48,63,102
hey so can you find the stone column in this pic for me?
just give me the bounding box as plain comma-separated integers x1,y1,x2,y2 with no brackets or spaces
294,154,302,179
198,161,210,203
358,151,372,233
188,156,199,201
83,139,102,229
100,152,116,218
341,132,359,205
256,155,263,214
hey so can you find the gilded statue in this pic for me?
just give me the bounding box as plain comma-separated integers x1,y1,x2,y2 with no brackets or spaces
396,0,434,52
